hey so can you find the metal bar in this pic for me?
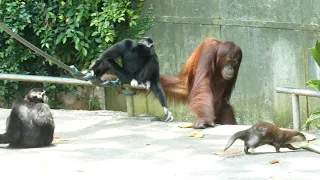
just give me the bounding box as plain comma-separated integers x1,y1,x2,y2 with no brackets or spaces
291,94,300,131
0,73,137,116
0,73,111,111
0,73,93,86
276,87,320,98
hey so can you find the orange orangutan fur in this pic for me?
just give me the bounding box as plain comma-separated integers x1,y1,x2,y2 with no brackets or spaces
160,38,242,128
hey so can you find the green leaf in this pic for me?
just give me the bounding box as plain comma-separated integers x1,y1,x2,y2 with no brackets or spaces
55,34,65,45
127,10,133,17
132,15,139,20
81,47,87,57
306,80,320,91
305,106,320,129
104,36,110,43
47,7,54,12
62,36,67,44
83,43,89,48
309,41,320,68
75,42,80,51
48,85,56,90
76,31,84,37
66,10,74,17
306,112,320,126
98,15,105,22
90,20,98,26
312,106,320,114
74,36,80,44
58,14,64,20
130,21,137,27
118,17,125,22
95,38,102,43
104,21,110,27
92,32,99,36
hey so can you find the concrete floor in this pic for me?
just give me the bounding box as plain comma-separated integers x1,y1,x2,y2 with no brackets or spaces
0,108,319,180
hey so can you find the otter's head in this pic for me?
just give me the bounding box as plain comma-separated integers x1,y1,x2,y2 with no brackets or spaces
289,131,307,143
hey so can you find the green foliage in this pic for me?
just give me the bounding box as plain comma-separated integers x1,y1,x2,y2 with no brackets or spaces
305,40,320,129
309,41,320,68
89,96,102,110
306,80,320,91
0,0,154,108
305,107,320,129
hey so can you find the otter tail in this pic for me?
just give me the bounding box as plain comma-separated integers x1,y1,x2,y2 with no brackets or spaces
224,130,248,151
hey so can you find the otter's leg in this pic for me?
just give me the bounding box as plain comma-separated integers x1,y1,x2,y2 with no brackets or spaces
244,142,251,154
281,144,300,150
274,144,281,153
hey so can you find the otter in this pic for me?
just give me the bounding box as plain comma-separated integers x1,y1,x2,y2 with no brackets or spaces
223,122,306,154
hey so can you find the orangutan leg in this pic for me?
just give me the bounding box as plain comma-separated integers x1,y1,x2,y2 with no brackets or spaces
193,118,215,129
216,103,237,125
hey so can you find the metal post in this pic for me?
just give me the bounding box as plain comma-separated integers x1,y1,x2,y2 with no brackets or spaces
125,87,134,117
291,94,300,131
103,87,108,110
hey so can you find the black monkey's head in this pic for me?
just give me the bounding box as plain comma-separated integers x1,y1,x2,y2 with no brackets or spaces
136,37,155,56
25,88,49,103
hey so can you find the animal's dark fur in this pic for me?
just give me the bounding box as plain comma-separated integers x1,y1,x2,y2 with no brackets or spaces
87,37,173,122
224,122,306,154
0,88,55,148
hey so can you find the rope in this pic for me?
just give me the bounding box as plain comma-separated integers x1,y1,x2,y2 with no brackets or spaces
0,22,137,95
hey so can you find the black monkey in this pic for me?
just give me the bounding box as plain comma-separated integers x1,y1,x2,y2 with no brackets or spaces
86,37,173,122
0,88,55,148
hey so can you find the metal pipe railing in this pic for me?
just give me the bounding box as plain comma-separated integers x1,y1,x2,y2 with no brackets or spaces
0,73,93,86
0,73,143,114
276,87,320,98
0,73,110,110
276,87,320,130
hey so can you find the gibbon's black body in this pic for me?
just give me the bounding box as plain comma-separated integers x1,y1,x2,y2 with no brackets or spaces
0,88,55,148
87,37,173,122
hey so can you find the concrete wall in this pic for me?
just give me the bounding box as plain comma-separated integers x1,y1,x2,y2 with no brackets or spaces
108,0,320,128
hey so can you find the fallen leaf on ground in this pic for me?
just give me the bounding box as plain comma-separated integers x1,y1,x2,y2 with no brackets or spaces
269,159,279,164
53,138,70,143
188,131,204,138
59,139,70,142
146,143,151,146
187,131,197,137
194,132,204,138
178,123,193,128
213,151,241,155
